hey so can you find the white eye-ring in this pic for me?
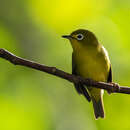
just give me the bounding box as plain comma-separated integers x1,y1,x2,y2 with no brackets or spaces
76,34,84,40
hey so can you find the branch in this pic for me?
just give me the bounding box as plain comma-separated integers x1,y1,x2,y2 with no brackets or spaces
0,48,129,94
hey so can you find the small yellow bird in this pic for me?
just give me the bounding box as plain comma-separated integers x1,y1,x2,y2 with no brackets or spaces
62,29,112,119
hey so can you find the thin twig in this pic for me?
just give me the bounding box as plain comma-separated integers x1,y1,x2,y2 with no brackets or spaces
0,48,129,94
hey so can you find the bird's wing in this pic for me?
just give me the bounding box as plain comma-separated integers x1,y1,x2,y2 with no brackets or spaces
107,65,112,83
72,53,91,102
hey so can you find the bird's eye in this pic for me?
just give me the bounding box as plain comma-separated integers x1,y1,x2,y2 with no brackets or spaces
77,34,84,40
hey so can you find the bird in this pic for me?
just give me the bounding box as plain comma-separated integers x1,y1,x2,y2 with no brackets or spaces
62,29,112,119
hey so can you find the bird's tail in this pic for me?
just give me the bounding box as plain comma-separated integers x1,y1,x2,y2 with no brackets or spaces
92,96,104,119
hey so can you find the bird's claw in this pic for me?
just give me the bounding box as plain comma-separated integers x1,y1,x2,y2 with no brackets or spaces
107,82,120,94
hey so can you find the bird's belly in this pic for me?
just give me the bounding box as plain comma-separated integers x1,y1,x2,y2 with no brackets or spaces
76,55,108,82
78,63,106,81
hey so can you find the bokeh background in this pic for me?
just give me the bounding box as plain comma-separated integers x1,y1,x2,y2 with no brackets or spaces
0,0,130,130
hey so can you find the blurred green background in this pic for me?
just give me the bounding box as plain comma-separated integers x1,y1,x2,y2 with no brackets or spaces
0,0,130,130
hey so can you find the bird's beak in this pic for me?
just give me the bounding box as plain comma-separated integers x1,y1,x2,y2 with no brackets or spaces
62,35,72,39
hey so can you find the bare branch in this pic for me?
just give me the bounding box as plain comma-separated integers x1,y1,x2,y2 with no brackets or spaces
0,48,129,94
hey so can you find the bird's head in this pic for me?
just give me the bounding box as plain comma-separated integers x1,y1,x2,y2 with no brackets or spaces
62,29,98,51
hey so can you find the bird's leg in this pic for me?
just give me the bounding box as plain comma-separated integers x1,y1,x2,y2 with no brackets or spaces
107,82,120,94
74,83,83,94
75,76,91,102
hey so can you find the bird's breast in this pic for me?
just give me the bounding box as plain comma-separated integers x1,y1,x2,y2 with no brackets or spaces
73,48,110,82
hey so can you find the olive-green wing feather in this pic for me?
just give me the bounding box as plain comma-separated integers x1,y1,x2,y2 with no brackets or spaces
107,65,112,83
72,53,91,102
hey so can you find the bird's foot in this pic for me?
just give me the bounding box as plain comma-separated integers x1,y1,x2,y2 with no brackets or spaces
107,82,120,94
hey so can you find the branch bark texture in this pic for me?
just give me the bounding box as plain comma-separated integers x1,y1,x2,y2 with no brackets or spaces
0,48,129,94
